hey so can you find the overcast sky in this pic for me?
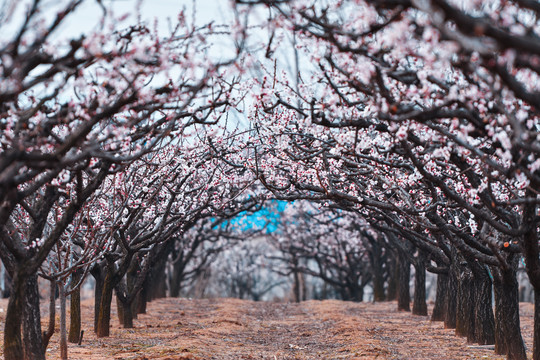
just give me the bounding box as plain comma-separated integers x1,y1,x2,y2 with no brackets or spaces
61,0,235,36
1,0,236,41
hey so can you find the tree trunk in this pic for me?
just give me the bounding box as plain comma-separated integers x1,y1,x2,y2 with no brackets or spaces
431,272,448,322
131,294,139,320
339,287,350,301
358,286,365,302
137,279,148,315
301,271,307,301
96,270,114,337
293,267,302,303
471,263,495,345
147,257,168,301
22,274,45,360
145,259,167,300
386,254,397,301
1,264,11,298
126,260,139,320
372,269,385,302
68,271,82,343
169,273,181,298
115,290,135,329
370,241,386,302
412,258,427,316
493,267,527,360
4,273,24,360
153,273,167,299
444,264,458,329
147,244,171,300
59,284,68,360
397,253,411,311
455,264,475,341
43,279,56,349
348,282,364,302
122,300,134,328
116,293,124,325
91,265,104,334
4,272,45,360
534,287,540,360
520,190,540,359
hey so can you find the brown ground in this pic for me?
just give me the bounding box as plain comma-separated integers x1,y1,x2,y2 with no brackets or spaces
0,297,535,359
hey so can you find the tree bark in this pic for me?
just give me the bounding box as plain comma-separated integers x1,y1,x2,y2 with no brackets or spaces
43,279,56,349
4,273,24,360
534,288,540,360
169,256,184,298
59,284,68,360
96,270,114,337
347,282,364,302
116,292,124,325
2,266,11,298
91,264,104,334
431,272,448,322
372,274,385,302
169,277,181,298
126,260,139,320
520,190,540,359
131,295,139,320
386,254,397,301
470,263,495,345
455,264,475,341
115,290,135,329
293,267,302,303
68,271,82,343
412,256,427,316
147,243,171,300
301,271,308,301
22,274,45,360
397,253,411,311
137,278,148,315
122,300,134,328
444,264,458,329
370,241,386,302
4,272,45,360
150,263,168,300
493,267,527,360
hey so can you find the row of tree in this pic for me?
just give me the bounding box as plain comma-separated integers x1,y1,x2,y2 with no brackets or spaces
0,1,261,359
0,1,539,360
231,1,540,359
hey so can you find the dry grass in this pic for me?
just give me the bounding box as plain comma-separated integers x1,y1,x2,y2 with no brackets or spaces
0,297,534,359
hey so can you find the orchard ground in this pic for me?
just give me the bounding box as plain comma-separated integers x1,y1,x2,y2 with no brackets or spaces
0,298,535,360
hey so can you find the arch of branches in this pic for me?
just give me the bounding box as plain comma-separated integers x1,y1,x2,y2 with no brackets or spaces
0,1,539,360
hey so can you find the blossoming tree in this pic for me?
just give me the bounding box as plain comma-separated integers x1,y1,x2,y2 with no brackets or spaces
235,1,539,359
0,1,244,359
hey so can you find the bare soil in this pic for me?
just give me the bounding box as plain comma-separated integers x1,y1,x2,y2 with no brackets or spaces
0,297,535,359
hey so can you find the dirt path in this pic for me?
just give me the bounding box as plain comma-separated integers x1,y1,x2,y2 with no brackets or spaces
0,298,534,359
